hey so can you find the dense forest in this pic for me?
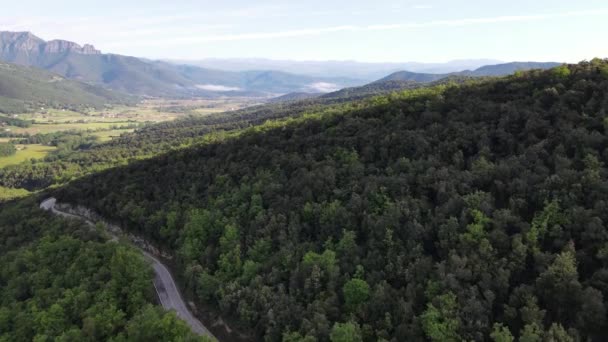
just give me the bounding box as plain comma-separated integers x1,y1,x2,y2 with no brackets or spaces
0,86,368,190
48,60,608,341
0,198,211,341
0,76,478,192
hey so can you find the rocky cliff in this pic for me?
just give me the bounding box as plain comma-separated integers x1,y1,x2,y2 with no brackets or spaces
0,31,100,58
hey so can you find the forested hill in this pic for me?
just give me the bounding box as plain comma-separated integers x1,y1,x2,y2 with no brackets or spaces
0,61,133,113
0,198,211,341
57,60,608,341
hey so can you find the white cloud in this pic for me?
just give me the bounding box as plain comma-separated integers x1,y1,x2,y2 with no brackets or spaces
93,8,608,49
308,82,340,93
196,84,241,92
2,7,607,61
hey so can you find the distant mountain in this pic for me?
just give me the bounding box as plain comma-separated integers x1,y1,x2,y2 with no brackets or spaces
469,62,562,76
168,58,504,80
0,31,365,97
377,62,561,83
282,62,561,104
0,31,100,64
376,71,450,83
268,92,322,103
0,61,133,113
321,76,474,101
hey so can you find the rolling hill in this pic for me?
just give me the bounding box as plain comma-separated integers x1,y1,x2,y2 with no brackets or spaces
0,61,133,113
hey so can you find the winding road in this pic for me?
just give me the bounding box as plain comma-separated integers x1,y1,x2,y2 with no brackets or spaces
40,198,216,339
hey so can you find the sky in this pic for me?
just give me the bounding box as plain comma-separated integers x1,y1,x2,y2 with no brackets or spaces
1,0,607,63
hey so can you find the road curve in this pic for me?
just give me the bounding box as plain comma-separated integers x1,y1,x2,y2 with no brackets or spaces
40,197,215,339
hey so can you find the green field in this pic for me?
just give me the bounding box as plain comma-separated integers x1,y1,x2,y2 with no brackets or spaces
8,122,130,135
93,129,135,142
0,185,30,201
0,99,258,169
0,144,56,168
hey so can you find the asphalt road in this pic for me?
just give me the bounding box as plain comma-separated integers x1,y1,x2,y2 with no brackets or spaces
40,197,215,339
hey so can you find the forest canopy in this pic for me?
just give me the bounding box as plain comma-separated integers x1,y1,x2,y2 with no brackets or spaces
51,60,608,341
0,198,209,341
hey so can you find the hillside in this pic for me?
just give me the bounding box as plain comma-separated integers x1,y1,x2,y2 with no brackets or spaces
470,61,562,76
0,61,133,113
46,60,608,341
321,76,475,101
0,197,212,341
268,92,322,103
0,32,364,97
378,61,560,83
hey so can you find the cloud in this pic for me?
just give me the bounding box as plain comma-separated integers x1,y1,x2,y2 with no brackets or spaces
412,5,434,9
308,82,340,92
2,6,607,60
97,7,608,49
196,84,241,92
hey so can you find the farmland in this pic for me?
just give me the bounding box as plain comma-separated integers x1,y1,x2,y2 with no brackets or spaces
0,144,56,168
0,98,259,168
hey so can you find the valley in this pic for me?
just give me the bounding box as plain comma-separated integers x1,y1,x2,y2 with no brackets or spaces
0,97,258,171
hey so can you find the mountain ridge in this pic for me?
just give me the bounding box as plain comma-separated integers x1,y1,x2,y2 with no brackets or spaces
0,31,365,97
378,61,561,83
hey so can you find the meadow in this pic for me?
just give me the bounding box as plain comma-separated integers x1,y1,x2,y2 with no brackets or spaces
0,144,57,168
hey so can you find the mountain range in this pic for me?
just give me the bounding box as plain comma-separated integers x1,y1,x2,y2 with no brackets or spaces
376,61,561,83
0,31,562,100
167,58,506,79
0,31,365,97
268,62,561,104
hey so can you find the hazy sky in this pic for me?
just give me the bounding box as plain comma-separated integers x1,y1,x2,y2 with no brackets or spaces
1,0,607,62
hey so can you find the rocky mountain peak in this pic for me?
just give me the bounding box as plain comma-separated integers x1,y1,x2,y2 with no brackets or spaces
0,31,100,56
43,39,100,55
0,31,45,52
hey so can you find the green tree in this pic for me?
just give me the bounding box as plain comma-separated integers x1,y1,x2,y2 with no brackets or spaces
123,305,206,341
536,246,582,322
600,64,608,78
343,278,370,311
544,323,573,342
282,331,317,342
329,321,362,342
552,65,571,79
462,209,490,243
217,224,242,280
196,272,220,302
0,143,16,157
420,293,461,342
490,323,514,342
519,323,543,342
